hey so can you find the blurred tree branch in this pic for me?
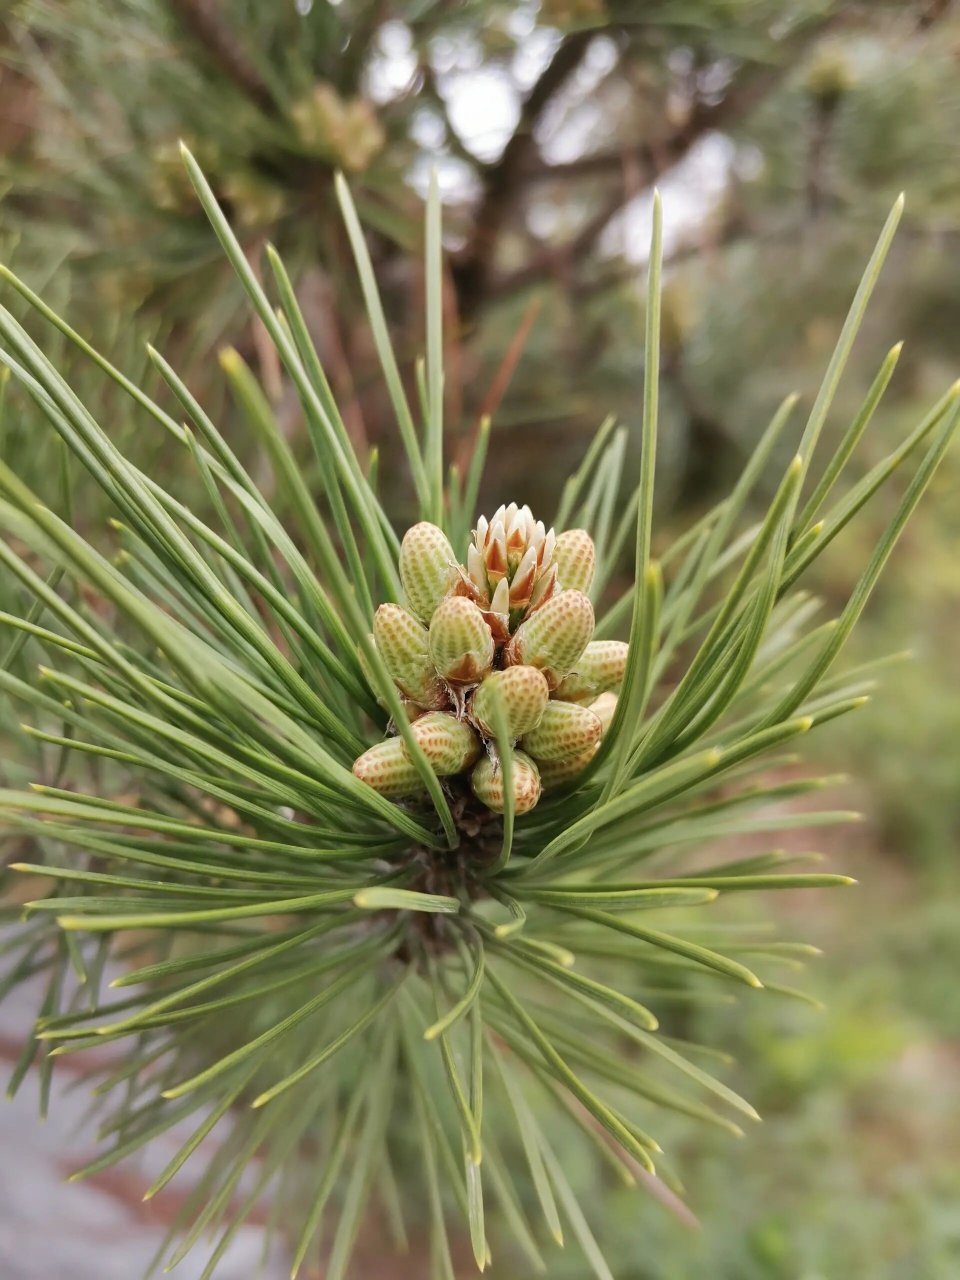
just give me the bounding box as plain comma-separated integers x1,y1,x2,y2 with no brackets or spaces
453,29,596,317
452,9,845,316
166,0,274,112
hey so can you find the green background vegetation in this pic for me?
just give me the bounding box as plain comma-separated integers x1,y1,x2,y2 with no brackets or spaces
1,2,958,1276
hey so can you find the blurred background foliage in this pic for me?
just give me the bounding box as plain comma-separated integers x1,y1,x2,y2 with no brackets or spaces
1,1,959,1276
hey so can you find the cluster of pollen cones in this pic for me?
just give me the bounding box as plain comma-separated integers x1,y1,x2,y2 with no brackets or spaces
352,505,628,816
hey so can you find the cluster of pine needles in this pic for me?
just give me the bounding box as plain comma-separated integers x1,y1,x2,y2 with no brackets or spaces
0,149,957,1279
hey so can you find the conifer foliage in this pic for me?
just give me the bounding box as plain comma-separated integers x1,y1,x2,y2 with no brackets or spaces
0,152,956,1278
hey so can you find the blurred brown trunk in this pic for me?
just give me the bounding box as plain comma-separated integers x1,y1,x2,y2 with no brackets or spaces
0,65,38,155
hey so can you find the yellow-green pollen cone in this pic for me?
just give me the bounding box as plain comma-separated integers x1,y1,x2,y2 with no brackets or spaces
553,527,597,595
470,749,541,816
503,589,595,689
472,666,550,739
428,596,495,687
399,521,460,623
353,712,481,797
553,639,629,702
372,603,446,710
520,699,602,762
352,508,629,814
